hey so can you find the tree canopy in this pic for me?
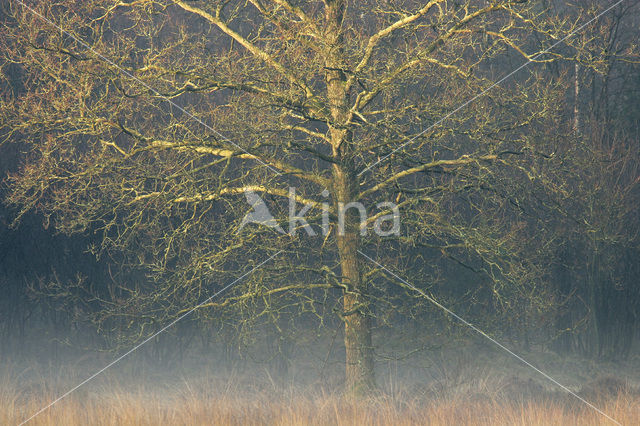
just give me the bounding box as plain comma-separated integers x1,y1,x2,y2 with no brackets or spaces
1,0,639,393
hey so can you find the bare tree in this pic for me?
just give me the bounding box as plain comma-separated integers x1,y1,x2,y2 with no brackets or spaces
0,0,619,393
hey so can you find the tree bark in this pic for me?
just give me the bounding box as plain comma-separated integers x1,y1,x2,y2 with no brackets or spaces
333,164,376,395
573,62,580,135
324,0,375,395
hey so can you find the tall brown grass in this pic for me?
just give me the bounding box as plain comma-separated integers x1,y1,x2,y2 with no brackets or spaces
3,377,636,425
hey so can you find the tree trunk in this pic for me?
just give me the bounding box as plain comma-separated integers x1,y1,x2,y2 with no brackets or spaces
324,0,375,395
573,62,580,135
333,164,375,395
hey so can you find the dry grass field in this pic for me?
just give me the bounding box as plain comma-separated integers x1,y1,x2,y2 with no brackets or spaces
3,364,637,426
3,386,638,425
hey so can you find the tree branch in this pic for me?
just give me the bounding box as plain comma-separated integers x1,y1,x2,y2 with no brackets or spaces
347,0,447,90
352,2,503,113
172,0,315,99
131,185,322,207
360,154,499,198
120,125,328,186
